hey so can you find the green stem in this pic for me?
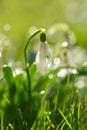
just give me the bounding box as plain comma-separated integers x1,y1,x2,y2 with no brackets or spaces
1,113,4,130
58,108,72,130
78,102,81,130
24,28,45,99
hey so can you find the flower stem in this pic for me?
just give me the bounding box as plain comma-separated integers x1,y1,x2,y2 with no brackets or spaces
24,28,45,99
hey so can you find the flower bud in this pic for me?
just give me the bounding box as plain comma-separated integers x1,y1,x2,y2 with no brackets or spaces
35,33,52,75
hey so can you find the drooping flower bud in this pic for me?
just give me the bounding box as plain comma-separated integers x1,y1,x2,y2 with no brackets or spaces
35,33,52,75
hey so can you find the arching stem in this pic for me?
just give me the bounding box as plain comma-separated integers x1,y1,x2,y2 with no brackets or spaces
24,28,45,99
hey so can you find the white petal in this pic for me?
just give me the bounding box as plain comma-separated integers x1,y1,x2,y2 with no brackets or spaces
35,42,52,75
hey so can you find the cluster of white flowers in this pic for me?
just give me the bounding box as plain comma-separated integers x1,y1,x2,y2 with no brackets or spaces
35,33,52,75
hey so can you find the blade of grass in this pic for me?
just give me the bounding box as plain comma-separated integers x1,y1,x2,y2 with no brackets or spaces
7,123,14,130
3,65,16,104
61,122,66,130
58,108,72,130
78,102,81,130
3,95,10,105
3,65,14,87
1,113,4,130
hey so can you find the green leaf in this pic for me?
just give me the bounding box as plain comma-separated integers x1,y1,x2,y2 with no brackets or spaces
58,108,72,130
29,63,37,89
30,63,37,75
3,65,14,87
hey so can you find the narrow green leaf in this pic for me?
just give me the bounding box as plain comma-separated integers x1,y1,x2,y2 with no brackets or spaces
3,65,14,87
29,63,37,76
58,108,72,129
1,113,4,130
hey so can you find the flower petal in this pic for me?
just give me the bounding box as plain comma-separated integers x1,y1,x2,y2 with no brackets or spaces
35,42,52,75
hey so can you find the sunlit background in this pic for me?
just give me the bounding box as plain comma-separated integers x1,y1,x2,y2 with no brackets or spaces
0,0,87,63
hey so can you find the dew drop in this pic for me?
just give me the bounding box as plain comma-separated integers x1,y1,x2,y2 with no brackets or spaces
57,68,67,78
48,74,53,79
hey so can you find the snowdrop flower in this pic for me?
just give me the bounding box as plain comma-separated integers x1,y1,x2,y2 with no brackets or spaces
35,33,52,75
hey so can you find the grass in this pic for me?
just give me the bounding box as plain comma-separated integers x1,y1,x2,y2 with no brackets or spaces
0,26,87,129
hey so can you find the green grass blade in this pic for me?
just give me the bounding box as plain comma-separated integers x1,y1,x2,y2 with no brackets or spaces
61,122,66,130
58,108,72,130
1,113,4,130
3,65,14,87
78,102,81,130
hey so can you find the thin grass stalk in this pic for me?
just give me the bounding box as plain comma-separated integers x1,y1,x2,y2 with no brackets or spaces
58,108,72,130
78,102,81,130
1,113,4,130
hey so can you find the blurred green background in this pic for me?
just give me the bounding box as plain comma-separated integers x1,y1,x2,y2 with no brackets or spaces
0,0,87,62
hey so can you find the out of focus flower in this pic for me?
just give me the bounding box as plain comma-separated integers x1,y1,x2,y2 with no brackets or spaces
35,33,52,75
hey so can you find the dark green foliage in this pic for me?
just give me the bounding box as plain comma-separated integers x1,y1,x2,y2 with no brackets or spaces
0,58,87,130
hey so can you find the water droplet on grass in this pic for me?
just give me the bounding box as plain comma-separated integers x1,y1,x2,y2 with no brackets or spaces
40,90,45,95
57,68,67,78
48,74,54,79
71,69,77,74
76,80,84,89
62,41,68,47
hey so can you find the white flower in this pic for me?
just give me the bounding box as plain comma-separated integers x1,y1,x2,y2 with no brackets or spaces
35,41,52,75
